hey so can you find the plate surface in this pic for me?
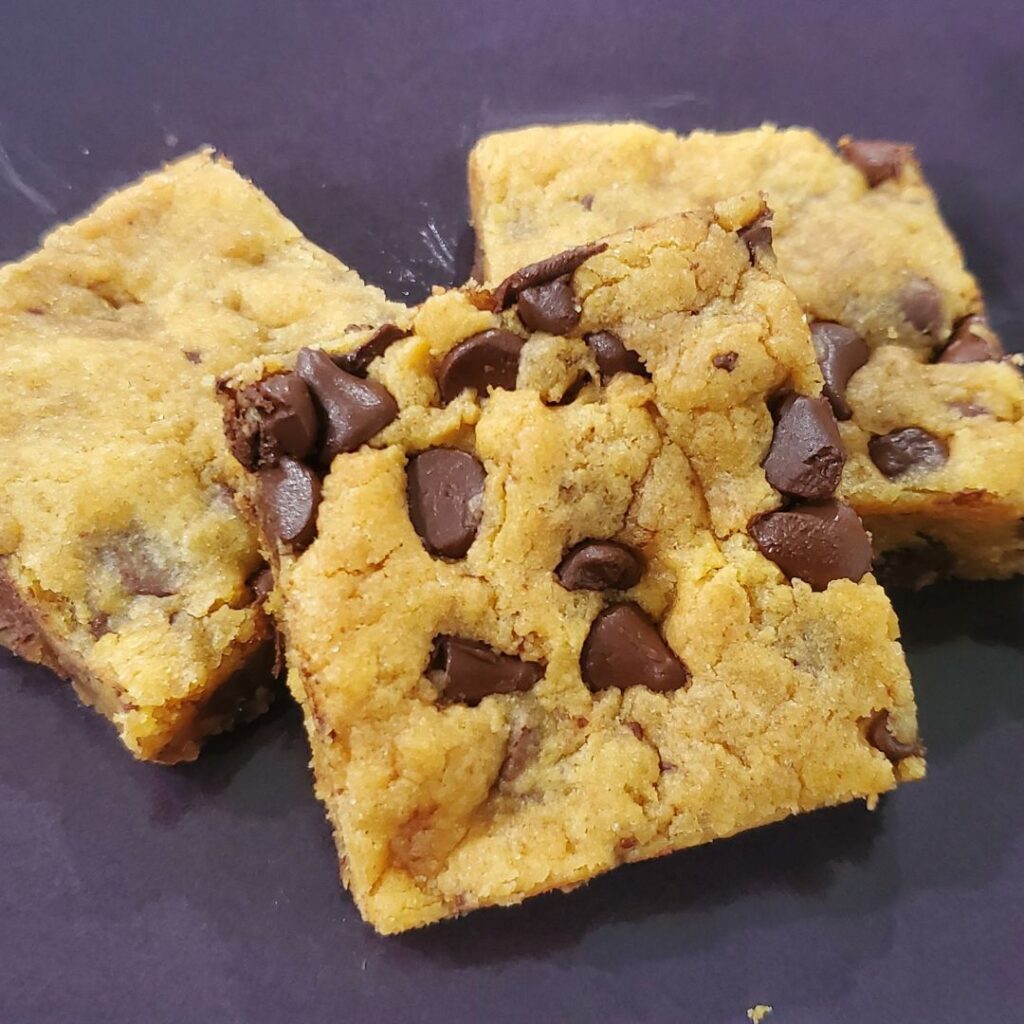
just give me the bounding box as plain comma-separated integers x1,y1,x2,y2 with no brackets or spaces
1,2,1021,1021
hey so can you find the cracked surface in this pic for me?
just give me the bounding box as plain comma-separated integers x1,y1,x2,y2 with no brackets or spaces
468,122,1024,580
0,150,402,760
222,200,922,933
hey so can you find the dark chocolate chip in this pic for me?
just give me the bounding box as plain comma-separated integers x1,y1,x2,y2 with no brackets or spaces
738,211,774,263
556,540,645,591
295,347,398,464
839,138,912,187
949,401,988,418
491,241,607,311
517,275,581,334
254,373,319,468
763,393,845,500
713,351,739,372
874,536,952,589
89,613,111,639
333,323,410,376
257,457,322,551
868,427,948,479
500,725,541,782
429,636,544,705
436,329,525,404
809,320,869,421
626,720,644,741
938,315,1004,364
867,709,923,762
406,448,486,558
580,603,690,693
899,278,943,336
183,349,202,364
580,193,594,211
585,330,648,382
749,500,872,591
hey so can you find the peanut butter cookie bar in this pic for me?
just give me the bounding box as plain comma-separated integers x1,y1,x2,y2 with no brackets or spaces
468,123,1024,582
220,197,923,933
0,151,402,760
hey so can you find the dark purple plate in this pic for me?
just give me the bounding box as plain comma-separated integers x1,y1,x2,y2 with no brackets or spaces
2,2,1021,1021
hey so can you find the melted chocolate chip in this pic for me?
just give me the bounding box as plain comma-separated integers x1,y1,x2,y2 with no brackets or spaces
763,393,845,500
580,193,594,211
552,372,591,406
713,351,739,372
407,448,486,558
500,724,541,782
585,330,648,382
295,348,398,464
436,329,525,405
491,241,607,311
738,211,774,263
867,709,923,762
938,315,1004,364
556,540,645,591
183,349,202,364
429,636,544,705
899,279,943,336
749,500,872,591
230,373,319,470
949,401,988,418
257,457,322,551
249,566,274,603
839,138,912,187
868,427,948,479
810,321,869,421
580,603,689,693
107,544,176,597
517,275,581,334
333,323,410,376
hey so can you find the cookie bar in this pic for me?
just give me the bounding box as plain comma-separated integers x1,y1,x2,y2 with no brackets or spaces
0,151,403,761
468,123,1024,582
220,196,923,933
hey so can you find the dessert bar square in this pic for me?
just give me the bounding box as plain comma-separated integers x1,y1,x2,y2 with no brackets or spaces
469,123,1024,583
220,195,923,933
0,151,403,760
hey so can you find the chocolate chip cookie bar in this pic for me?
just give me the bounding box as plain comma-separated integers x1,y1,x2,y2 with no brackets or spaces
468,123,1024,582
220,196,923,933
0,150,402,760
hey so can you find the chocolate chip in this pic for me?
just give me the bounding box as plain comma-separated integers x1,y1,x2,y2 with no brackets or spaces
585,330,648,381
738,211,774,263
295,347,398,464
626,720,644,741
517,275,581,334
867,710,923,762
249,566,274,602
257,457,322,551
763,393,845,500
580,603,690,693
899,278,943,336
938,315,1004,364
429,636,544,705
713,351,739,372
407,448,486,558
809,321,869,421
491,241,607,311
874,537,952,589
749,500,872,591
333,323,410,376
183,349,202,364
949,401,988,418
436,329,525,404
103,542,176,598
556,540,644,591
868,427,948,479
500,725,541,782
552,372,591,406
580,193,594,211
839,138,912,187
228,373,319,470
